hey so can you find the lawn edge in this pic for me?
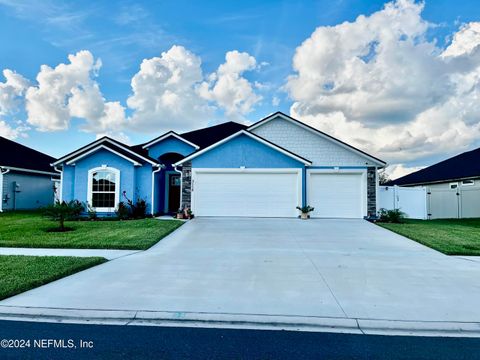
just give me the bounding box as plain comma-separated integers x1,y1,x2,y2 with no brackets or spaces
0,256,107,301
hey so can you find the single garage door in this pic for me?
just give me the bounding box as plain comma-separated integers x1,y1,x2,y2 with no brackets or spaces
308,172,365,218
193,170,300,217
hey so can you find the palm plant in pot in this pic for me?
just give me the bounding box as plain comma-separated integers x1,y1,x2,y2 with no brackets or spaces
296,205,314,220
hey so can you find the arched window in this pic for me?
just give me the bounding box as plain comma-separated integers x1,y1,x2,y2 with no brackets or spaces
87,167,120,212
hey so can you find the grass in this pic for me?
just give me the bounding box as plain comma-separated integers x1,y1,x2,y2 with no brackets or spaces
0,255,106,300
378,218,480,255
0,211,183,250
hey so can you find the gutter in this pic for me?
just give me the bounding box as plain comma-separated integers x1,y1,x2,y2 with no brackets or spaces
53,165,63,203
0,167,10,212
151,165,163,216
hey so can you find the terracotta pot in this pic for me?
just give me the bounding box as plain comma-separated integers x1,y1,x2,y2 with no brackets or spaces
176,213,184,219
301,213,309,220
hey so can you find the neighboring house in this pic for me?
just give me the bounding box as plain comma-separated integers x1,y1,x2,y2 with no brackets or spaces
53,112,386,218
0,136,59,211
386,147,480,219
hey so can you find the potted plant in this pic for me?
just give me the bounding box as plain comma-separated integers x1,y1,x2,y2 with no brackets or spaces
176,208,184,219
296,205,314,220
185,208,194,219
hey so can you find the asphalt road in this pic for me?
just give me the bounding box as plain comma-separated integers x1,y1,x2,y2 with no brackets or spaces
0,320,479,359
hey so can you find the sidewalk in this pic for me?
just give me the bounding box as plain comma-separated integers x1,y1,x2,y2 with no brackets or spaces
0,247,140,260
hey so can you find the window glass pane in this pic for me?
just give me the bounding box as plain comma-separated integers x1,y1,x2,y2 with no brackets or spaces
91,169,117,208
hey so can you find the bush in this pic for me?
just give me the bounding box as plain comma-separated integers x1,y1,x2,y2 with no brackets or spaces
129,198,147,219
296,205,315,213
43,200,85,231
115,201,129,220
86,203,97,220
378,208,405,223
121,192,148,219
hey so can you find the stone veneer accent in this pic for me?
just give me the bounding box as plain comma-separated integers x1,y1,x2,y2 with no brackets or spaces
367,167,377,217
180,161,192,210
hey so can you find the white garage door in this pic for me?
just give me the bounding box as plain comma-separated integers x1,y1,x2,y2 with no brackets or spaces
193,170,300,217
308,172,365,218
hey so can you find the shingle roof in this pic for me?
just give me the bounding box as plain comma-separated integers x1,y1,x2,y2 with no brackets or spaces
387,147,480,186
180,121,247,149
0,136,57,173
132,121,247,154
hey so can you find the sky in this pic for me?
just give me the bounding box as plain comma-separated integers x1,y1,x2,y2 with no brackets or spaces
1,0,480,179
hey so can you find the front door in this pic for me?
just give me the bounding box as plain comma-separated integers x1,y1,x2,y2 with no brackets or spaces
168,174,181,213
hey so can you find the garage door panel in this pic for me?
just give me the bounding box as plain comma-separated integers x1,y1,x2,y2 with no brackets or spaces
308,173,364,218
193,171,299,217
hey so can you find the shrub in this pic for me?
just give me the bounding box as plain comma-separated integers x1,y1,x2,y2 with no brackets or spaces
296,205,315,213
378,208,405,223
43,200,85,231
116,201,129,220
86,203,97,220
122,192,148,219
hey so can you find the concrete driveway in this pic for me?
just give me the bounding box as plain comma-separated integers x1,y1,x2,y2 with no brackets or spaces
2,218,480,324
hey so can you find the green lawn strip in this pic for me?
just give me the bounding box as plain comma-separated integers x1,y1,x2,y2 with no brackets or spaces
378,218,480,255
0,211,183,250
0,255,106,300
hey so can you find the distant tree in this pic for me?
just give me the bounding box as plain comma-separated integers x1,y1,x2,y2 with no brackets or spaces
378,169,390,185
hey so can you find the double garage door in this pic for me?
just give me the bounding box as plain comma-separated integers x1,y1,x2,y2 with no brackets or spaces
193,170,300,217
192,169,366,218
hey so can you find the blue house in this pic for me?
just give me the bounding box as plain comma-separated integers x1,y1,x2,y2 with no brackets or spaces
53,112,386,218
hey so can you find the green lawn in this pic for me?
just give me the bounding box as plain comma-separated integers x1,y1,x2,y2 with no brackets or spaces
0,255,106,300
0,212,183,250
378,218,480,255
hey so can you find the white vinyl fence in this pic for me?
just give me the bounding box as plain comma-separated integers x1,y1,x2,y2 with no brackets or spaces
378,185,428,219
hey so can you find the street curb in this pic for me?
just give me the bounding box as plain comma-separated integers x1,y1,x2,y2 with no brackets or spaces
0,306,479,337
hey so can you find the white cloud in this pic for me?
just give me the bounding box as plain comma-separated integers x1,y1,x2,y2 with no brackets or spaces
198,50,261,118
384,164,425,180
25,50,127,132
127,45,213,132
0,69,29,115
0,120,28,139
286,0,480,166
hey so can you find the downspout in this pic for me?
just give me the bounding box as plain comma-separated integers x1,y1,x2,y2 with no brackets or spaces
0,167,10,212
173,165,183,210
151,164,163,216
53,165,63,203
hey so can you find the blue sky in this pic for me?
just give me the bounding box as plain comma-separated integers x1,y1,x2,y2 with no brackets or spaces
1,0,480,178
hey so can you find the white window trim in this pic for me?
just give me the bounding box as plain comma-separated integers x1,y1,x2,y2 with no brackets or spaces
449,182,459,190
306,168,368,218
462,179,475,186
87,166,120,213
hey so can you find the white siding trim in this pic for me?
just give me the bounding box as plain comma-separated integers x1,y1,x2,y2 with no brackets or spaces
175,130,312,166
249,113,385,167
66,145,142,166
0,166,58,176
54,138,158,166
142,132,200,150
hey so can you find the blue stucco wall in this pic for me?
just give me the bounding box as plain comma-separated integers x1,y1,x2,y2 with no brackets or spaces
62,165,75,202
147,137,196,159
2,172,54,210
61,148,154,214
191,134,305,168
